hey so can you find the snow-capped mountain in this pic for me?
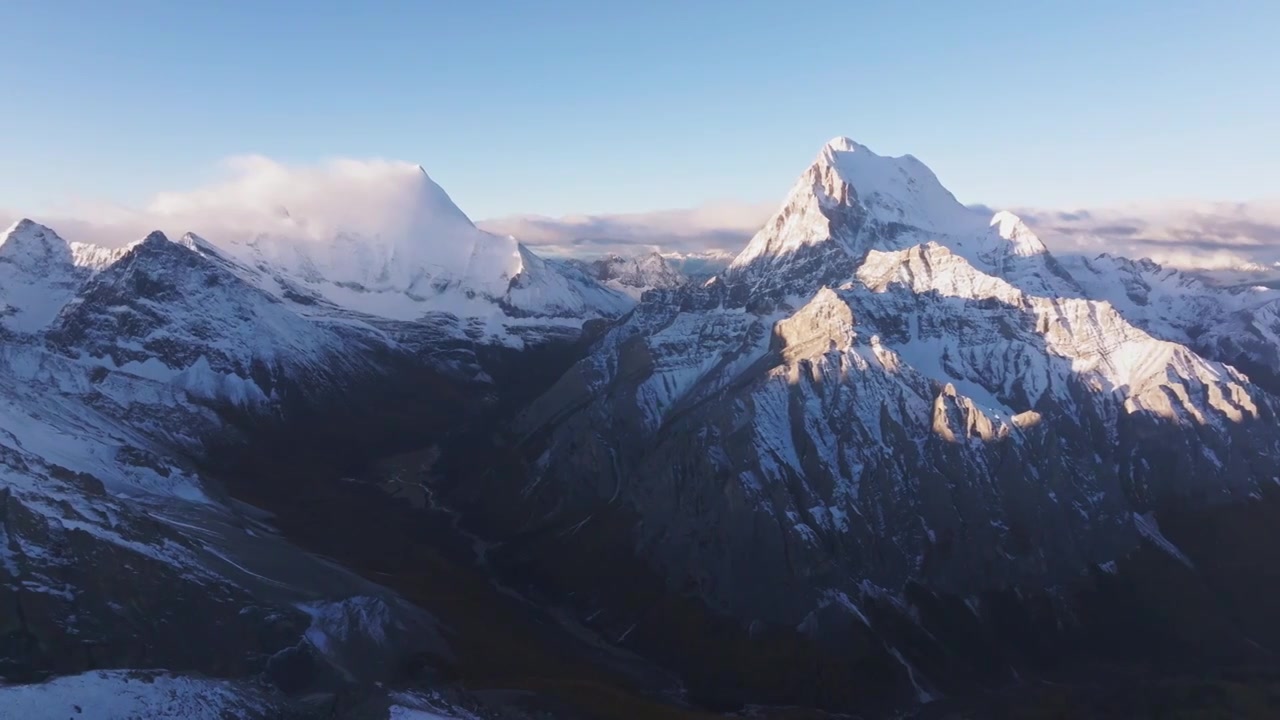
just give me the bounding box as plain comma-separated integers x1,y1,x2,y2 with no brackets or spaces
562,251,687,300
0,217,491,714
658,248,734,278
0,220,89,334
0,167,632,406
8,164,630,341
727,138,1078,299
187,165,634,334
0,220,149,335
0,170,645,717
448,137,1280,709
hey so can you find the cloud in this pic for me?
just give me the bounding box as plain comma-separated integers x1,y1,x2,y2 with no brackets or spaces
1015,198,1280,273
1,155,461,251
2,155,770,267
483,197,1280,277
3,154,1278,280
477,201,775,259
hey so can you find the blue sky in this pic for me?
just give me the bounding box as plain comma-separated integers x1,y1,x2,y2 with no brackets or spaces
1,0,1277,219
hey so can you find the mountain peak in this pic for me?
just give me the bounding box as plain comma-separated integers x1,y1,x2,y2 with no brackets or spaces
822,136,864,154
404,164,478,231
209,161,512,303
0,218,74,268
122,231,208,267
0,219,83,333
811,140,973,232
988,211,1048,257
730,138,984,275
140,230,171,246
3,217,57,241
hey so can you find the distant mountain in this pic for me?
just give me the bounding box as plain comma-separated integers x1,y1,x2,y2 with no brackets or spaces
191,166,632,331
657,248,735,278
562,251,686,300
0,219,90,333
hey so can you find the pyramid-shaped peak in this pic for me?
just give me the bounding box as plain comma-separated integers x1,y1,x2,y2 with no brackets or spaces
413,168,479,230
253,160,480,247
990,210,1031,235
354,161,480,234
730,138,996,275
988,211,1047,257
823,136,866,154
3,218,61,243
140,230,171,246
806,137,980,235
0,218,73,266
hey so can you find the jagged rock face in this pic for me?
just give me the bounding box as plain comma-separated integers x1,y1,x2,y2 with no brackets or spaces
1056,251,1280,395
493,138,1280,645
512,286,1275,621
1199,300,1280,390
503,244,635,319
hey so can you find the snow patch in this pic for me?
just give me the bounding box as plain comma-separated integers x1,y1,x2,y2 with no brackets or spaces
0,670,278,719
1132,512,1194,568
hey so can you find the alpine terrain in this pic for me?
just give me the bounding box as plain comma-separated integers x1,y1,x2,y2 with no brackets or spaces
0,171,668,718
3,141,1280,718
441,139,1280,715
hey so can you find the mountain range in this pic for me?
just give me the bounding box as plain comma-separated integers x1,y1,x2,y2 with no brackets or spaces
2,138,1280,718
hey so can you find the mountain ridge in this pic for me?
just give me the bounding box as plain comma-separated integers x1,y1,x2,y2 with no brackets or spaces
5,140,1280,717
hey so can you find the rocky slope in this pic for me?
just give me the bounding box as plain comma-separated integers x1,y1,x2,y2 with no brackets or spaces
0,331,466,714
0,177,639,717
